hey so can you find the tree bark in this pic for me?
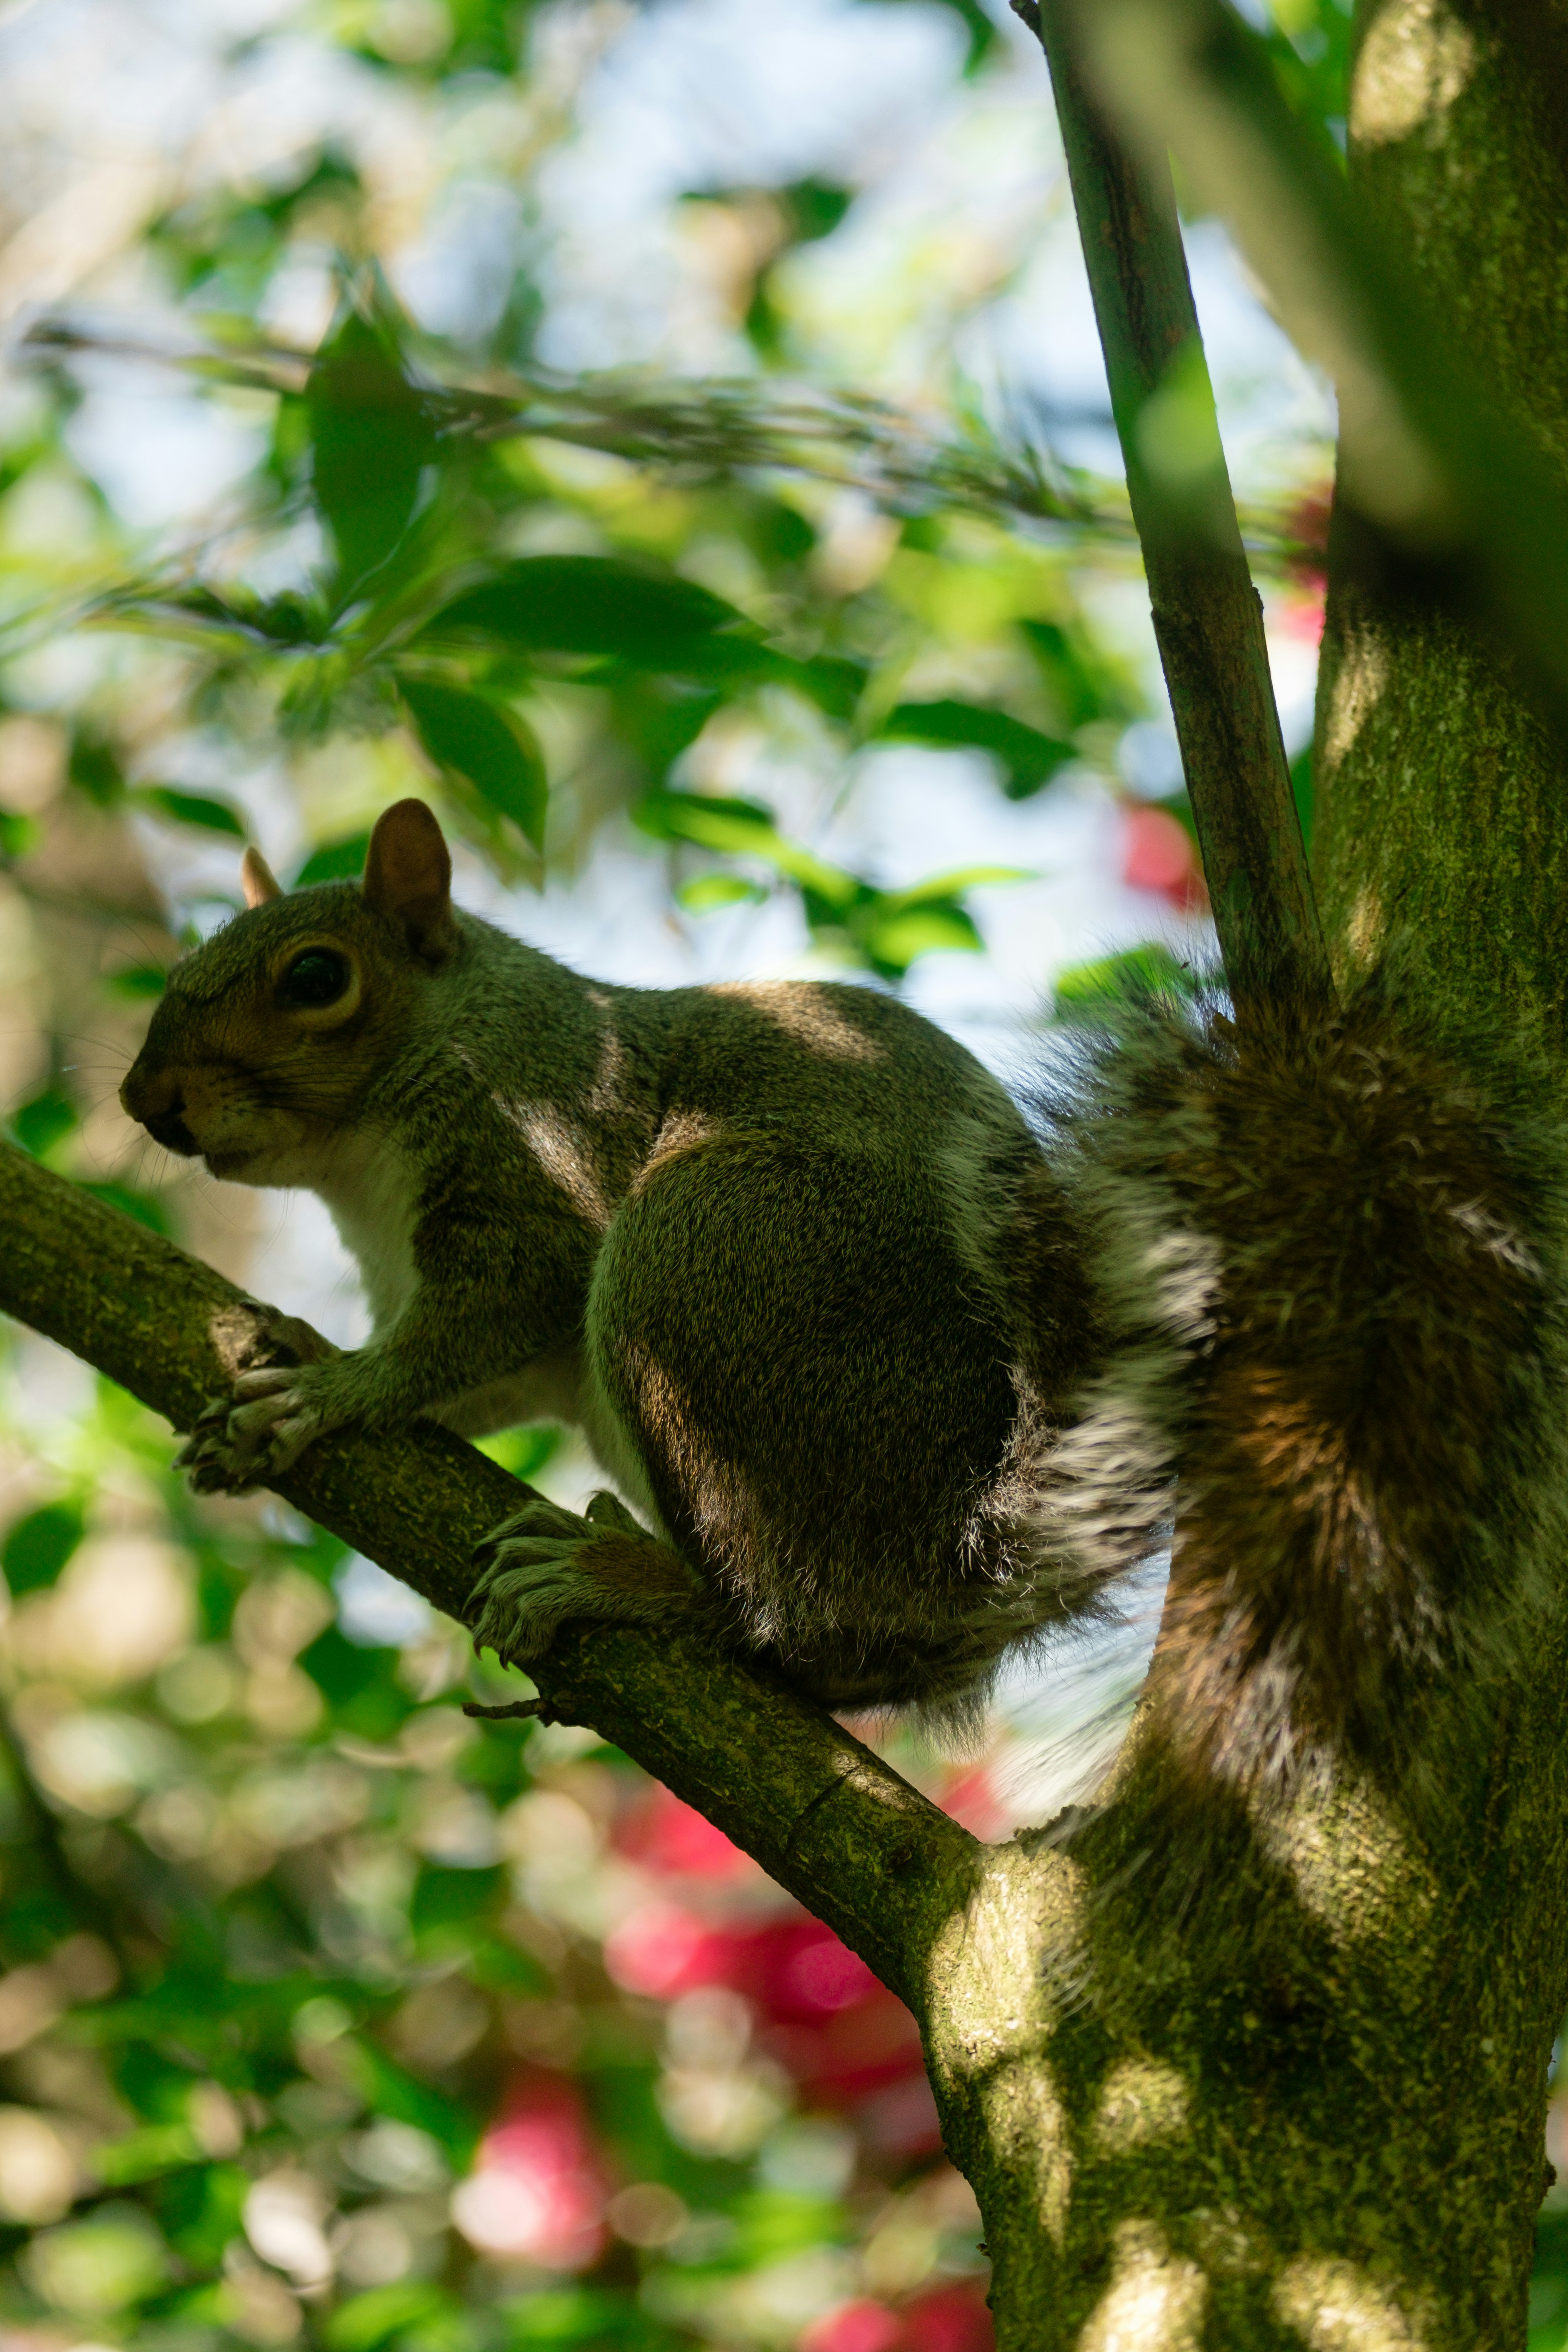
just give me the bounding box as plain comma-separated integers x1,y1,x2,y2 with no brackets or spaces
1315,0,1568,1022
991,4,1568,2341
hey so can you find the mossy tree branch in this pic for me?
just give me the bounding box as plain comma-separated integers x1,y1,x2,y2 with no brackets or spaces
0,1140,980,2016
0,1138,1094,2345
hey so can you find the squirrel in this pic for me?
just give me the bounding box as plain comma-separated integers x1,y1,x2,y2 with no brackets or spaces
119,797,1568,1782
120,798,1105,1728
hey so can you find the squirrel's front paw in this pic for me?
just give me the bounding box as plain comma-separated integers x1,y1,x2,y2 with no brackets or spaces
177,1365,335,1494
470,1490,692,1667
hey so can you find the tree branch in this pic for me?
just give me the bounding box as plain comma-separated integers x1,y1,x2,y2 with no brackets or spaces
0,1142,981,2016
1018,0,1332,1015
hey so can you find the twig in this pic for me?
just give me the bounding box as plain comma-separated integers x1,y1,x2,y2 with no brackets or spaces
1019,0,1332,1014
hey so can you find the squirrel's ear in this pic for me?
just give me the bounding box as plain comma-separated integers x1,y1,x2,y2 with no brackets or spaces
241,847,283,908
363,799,455,958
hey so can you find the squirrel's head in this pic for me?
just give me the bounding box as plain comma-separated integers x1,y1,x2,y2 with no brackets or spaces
121,798,458,1185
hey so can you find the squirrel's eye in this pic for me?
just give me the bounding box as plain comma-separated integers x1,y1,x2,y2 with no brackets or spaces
278,949,350,1009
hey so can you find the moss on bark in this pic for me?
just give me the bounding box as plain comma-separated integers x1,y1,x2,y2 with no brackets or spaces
1316,0,1568,1025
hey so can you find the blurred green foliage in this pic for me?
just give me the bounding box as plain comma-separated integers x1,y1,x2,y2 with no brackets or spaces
0,1361,993,2348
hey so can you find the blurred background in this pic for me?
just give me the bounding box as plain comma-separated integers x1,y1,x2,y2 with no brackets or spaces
0,0,1361,2347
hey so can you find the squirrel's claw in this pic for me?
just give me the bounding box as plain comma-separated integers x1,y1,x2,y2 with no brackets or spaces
470,1490,679,1666
176,1397,261,1494
470,1497,598,1666
175,1369,329,1493
175,1312,344,1495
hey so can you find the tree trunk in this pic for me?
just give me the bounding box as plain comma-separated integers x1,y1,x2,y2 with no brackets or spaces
926,7,1568,2343
1315,0,1568,1022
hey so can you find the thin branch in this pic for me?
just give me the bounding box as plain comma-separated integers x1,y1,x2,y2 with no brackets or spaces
1019,0,1332,1014
21,315,1107,537
0,1142,980,2016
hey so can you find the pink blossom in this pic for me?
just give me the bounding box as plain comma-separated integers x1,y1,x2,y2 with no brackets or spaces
451,2073,606,2271
802,2299,903,2352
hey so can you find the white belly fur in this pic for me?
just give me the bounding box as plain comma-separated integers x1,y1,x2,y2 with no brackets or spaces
313,1132,420,1334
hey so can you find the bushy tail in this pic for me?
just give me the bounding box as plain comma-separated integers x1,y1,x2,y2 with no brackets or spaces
1040,970,1568,1791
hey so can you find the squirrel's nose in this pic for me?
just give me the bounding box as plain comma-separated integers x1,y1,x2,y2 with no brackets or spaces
121,1064,198,1157
121,1060,171,1120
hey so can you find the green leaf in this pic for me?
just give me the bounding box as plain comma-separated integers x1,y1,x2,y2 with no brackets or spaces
788,653,866,720
410,1864,506,1939
157,2161,249,2270
677,873,769,913
127,787,247,838
307,287,437,603
464,1937,551,1994
69,730,127,807
327,2284,459,2352
635,790,853,904
1052,942,1201,1024
607,679,723,784
880,700,1076,799
1291,742,1314,849
1019,619,1137,731
82,1181,171,1237
422,555,750,665
106,964,169,1000
300,1624,416,1740
497,2290,646,2345
635,788,775,849
336,2035,479,2165
474,1425,564,1483
400,680,547,850
883,864,1032,909
9,1087,76,1160
862,905,983,971
294,832,372,887
92,2122,200,2186
3,1500,84,1596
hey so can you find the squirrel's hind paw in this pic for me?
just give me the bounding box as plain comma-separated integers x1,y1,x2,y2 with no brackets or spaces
470,1490,695,1667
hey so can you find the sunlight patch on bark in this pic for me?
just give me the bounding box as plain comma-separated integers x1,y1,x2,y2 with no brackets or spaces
1350,0,1479,149
926,1851,1079,2247
1075,2219,1207,2350
1344,882,1385,969
1273,2254,1429,2348
1256,1773,1437,1946
1322,633,1390,775
1089,2058,1191,2157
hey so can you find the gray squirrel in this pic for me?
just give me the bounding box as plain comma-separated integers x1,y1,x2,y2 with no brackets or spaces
119,798,1568,1781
